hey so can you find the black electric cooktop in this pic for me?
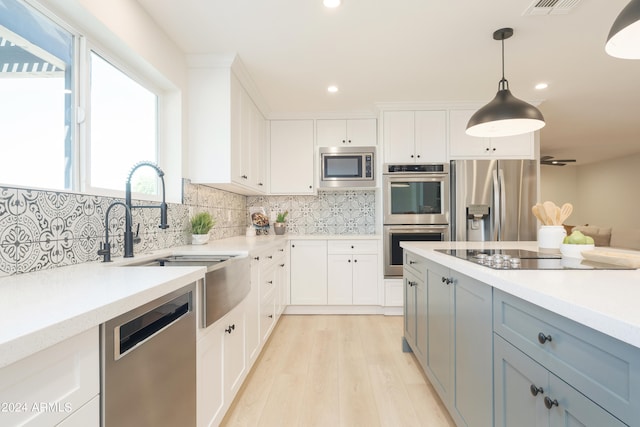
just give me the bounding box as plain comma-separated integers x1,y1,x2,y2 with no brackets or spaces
435,249,634,270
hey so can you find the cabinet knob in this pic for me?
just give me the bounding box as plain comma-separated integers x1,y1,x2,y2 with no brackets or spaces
241,174,248,179
279,248,284,252
347,140,352,144
292,244,295,248
342,139,346,144
485,147,490,152
408,260,416,265
309,185,312,189
408,280,417,287
351,245,354,249
225,324,235,334
417,154,421,158
544,397,559,409
492,148,496,152
268,255,273,259
348,259,351,263
267,280,273,284
258,182,264,186
254,256,260,261
410,155,414,158
530,385,544,396
441,277,453,285
279,263,285,267
268,314,273,319
537,332,552,344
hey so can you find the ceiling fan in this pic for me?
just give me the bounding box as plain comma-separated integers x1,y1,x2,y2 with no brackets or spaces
540,156,577,166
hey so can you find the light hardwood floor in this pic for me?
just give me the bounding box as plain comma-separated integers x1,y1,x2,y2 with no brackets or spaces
221,315,455,427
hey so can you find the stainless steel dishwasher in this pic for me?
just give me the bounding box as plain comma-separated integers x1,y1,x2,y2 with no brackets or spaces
101,282,197,427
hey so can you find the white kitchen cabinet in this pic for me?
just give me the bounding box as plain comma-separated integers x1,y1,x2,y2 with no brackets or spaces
383,110,447,163
316,118,377,146
197,300,246,427
449,109,535,159
0,327,99,427
289,240,328,305
270,120,315,194
327,240,378,305
188,67,267,195
246,255,262,364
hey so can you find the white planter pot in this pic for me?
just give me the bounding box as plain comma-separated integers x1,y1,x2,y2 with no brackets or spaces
274,223,286,235
191,234,209,245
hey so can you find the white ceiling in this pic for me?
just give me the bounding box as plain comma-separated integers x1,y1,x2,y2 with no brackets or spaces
136,0,640,166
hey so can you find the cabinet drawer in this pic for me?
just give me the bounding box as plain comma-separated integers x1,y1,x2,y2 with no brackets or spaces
328,240,378,254
404,251,427,277
494,289,640,425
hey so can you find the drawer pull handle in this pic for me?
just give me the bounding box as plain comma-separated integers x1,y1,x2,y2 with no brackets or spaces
538,333,553,344
530,385,544,396
441,277,453,285
544,397,559,409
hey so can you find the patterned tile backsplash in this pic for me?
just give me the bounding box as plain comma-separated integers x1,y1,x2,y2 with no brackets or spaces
0,181,375,277
247,190,376,235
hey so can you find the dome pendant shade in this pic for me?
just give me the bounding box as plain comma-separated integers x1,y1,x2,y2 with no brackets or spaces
466,83,545,137
466,27,545,138
606,0,640,59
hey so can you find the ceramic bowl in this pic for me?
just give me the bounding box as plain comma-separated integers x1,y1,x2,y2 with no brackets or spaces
560,243,595,259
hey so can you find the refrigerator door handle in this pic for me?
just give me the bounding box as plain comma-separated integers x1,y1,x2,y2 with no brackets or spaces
492,168,500,240
499,168,507,240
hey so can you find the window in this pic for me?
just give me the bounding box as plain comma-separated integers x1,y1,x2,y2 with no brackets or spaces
0,0,161,197
0,0,73,190
88,52,158,196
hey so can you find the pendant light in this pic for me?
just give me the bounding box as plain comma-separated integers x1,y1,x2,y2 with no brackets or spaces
606,0,640,59
466,28,545,138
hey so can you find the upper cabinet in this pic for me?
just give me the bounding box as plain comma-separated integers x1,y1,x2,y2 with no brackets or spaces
449,109,535,159
316,119,377,147
270,120,315,194
188,60,267,195
383,110,447,163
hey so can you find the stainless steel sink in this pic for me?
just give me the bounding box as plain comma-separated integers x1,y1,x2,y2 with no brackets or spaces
124,254,250,327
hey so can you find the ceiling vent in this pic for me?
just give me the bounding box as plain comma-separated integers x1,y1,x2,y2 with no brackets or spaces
524,0,582,15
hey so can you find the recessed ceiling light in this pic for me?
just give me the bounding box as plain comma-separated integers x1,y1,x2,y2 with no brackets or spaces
323,0,341,8
327,85,339,93
535,82,549,90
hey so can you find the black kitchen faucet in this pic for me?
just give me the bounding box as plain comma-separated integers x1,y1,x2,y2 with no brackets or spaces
123,161,169,258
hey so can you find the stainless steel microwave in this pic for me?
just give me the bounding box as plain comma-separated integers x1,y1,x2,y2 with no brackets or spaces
319,146,376,189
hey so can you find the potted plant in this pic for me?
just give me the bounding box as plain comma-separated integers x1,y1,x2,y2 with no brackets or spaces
274,211,288,235
190,211,215,244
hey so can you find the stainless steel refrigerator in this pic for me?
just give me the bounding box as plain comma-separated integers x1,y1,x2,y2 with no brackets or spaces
450,159,538,242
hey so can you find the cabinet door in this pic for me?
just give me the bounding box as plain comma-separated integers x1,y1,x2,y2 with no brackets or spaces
290,240,328,304
352,254,378,305
415,110,447,162
383,111,415,163
250,102,267,189
548,375,626,427
346,118,377,146
490,132,534,158
231,75,250,185
403,269,419,351
494,334,548,427
197,327,224,427
449,110,491,158
223,305,246,397
327,254,353,304
270,120,315,194
246,255,262,363
426,267,453,401
453,274,494,427
317,119,347,146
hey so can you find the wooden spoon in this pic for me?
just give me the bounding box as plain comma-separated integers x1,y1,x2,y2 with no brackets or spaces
559,203,573,224
535,203,548,225
543,201,557,226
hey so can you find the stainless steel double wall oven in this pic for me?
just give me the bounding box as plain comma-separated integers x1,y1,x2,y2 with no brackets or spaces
383,164,450,277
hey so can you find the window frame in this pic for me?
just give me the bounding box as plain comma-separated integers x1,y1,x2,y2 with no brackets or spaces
1,0,166,202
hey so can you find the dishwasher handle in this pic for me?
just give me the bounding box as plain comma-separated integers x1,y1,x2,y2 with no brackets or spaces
115,291,192,359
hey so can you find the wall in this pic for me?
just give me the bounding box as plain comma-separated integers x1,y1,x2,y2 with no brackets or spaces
0,181,246,277
540,153,640,230
575,153,640,229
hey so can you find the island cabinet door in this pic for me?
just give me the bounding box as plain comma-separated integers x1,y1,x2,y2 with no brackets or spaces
494,334,549,427
452,273,493,427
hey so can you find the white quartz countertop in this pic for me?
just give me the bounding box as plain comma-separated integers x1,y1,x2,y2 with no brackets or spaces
0,235,293,368
401,241,640,349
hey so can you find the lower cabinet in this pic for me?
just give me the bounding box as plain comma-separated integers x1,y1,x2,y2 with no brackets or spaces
403,254,493,427
493,289,638,427
290,240,328,305
0,327,99,427
494,335,626,427
197,301,246,427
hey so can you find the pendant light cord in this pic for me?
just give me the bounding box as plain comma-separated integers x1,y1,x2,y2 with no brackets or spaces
499,34,509,91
